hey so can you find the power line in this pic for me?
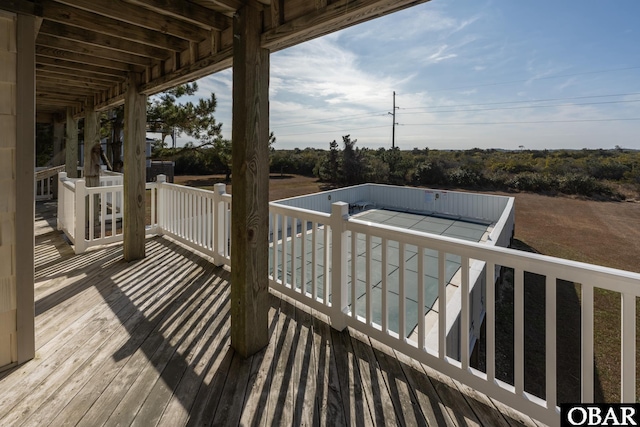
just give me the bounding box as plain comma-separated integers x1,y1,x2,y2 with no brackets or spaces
399,91,640,110
401,117,640,126
271,91,640,131
400,99,640,116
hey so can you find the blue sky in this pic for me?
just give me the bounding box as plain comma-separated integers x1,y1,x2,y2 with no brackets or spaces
179,0,640,150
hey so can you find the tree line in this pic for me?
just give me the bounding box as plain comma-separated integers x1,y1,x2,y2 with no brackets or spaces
165,133,639,200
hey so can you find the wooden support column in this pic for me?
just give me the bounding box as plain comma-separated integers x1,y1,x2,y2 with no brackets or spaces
123,72,147,261
15,12,36,364
83,100,100,188
231,1,270,358
65,107,78,178
52,120,64,165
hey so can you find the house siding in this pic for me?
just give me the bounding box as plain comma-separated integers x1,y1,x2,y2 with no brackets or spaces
0,12,18,369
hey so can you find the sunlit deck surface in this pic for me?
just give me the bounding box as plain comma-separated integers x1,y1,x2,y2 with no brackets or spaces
0,201,545,426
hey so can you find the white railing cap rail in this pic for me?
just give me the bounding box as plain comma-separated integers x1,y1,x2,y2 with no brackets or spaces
348,217,640,293
268,201,331,222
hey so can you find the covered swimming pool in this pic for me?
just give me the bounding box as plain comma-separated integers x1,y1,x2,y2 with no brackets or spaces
269,208,493,337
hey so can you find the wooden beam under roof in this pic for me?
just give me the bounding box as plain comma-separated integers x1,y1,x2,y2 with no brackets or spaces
262,0,430,51
50,0,211,41
36,72,114,88
36,56,129,77
124,0,232,30
40,1,189,52
36,64,121,83
36,84,98,97
0,0,42,16
39,21,172,59
36,46,139,72
36,34,154,66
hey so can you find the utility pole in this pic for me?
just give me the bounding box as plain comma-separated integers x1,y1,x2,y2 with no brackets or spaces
388,91,399,148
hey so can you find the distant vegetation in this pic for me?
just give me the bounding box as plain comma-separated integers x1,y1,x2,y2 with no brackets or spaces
157,135,640,200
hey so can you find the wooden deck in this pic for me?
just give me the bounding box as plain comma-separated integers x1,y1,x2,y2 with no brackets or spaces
0,201,546,426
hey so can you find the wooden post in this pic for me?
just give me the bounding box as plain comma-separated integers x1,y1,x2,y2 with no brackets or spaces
52,120,64,166
123,72,147,261
330,202,349,331
230,0,270,358
15,13,35,364
65,107,78,178
83,100,100,188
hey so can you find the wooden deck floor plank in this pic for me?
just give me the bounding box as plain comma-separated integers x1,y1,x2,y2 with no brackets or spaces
486,398,542,427
0,303,124,420
330,326,375,426
310,309,347,426
348,329,399,426
75,250,217,427
182,340,234,427
263,296,299,426
95,261,220,426
420,362,483,426
18,271,169,427
291,302,321,427
130,269,230,427
237,293,282,427
209,350,253,426
369,340,428,426
156,279,231,427
32,242,173,345
34,247,128,343
393,350,457,427
0,286,154,427
42,245,208,427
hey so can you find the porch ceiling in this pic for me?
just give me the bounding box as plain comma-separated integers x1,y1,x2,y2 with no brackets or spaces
3,0,430,121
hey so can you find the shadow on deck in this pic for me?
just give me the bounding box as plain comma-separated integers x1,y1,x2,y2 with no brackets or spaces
0,201,545,426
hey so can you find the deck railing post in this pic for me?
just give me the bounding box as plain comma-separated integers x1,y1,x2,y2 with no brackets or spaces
156,174,166,235
330,202,349,331
213,183,227,266
57,172,67,231
74,179,87,254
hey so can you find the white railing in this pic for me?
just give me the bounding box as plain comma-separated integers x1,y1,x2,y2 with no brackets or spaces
157,178,231,266
57,172,158,254
266,199,640,427
35,165,65,200
55,176,640,427
57,172,76,243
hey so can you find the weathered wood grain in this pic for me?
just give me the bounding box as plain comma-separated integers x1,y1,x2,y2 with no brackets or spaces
230,1,270,357
123,72,147,261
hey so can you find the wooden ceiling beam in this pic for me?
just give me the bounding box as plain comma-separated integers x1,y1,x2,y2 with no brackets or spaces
0,0,42,16
37,34,155,66
262,0,430,51
37,84,98,96
37,74,113,89
35,45,139,72
40,1,189,52
124,0,232,30
36,64,120,83
49,0,211,41
37,93,87,103
36,55,129,77
39,21,172,59
139,47,232,95
207,0,243,12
